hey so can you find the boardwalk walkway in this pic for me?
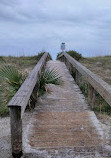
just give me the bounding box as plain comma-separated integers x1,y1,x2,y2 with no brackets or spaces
23,61,107,158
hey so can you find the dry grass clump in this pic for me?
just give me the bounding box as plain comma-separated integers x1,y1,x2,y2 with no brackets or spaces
78,55,111,115
80,55,111,85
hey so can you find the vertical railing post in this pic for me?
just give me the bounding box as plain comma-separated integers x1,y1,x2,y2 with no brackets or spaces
64,57,67,65
61,56,63,62
10,106,22,158
88,83,95,109
46,54,51,62
75,69,81,86
63,56,65,62
69,64,73,74
30,85,38,109
67,61,71,73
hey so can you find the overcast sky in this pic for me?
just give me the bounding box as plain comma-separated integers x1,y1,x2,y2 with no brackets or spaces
0,0,111,59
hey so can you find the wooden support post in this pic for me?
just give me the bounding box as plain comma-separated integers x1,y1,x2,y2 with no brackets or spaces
69,64,72,74
75,69,81,86
71,67,76,79
46,54,51,62
65,58,67,66
66,60,70,71
65,59,68,67
60,56,63,62
10,107,22,158
62,56,64,62
88,83,95,109
30,85,38,109
63,56,65,63
67,61,70,72
33,85,38,101
64,57,67,65
66,60,69,70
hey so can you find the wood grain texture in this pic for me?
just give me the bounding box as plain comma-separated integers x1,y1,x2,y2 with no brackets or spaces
8,53,49,157
24,61,105,157
58,53,111,107
8,53,49,117
10,107,22,157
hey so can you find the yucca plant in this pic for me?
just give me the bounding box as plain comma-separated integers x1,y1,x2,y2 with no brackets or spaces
37,68,64,96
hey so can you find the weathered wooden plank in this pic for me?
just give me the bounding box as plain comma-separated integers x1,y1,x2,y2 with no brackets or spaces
58,53,111,107
24,61,105,157
8,53,48,117
8,53,49,157
10,107,22,158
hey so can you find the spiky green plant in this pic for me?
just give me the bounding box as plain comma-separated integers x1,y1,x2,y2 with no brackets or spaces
0,66,63,115
0,65,26,88
37,68,64,96
0,65,26,115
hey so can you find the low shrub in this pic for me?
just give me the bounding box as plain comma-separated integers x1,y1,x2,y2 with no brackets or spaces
66,50,82,61
56,50,82,61
56,52,62,59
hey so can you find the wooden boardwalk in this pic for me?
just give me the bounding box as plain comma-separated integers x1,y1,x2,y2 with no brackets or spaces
23,61,107,158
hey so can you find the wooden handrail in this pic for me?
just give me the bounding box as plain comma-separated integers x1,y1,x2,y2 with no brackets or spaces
8,52,49,158
58,53,111,108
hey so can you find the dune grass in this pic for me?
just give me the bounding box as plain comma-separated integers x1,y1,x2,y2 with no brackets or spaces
80,55,111,85
79,55,111,115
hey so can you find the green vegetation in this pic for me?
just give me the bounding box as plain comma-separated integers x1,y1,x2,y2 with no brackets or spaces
79,55,111,115
37,68,64,96
57,50,82,61
70,54,111,115
80,81,88,97
56,52,62,59
0,52,52,116
94,93,111,115
57,52,111,115
0,65,26,116
0,56,5,62
30,52,52,62
79,78,111,115
0,52,52,71
66,50,82,61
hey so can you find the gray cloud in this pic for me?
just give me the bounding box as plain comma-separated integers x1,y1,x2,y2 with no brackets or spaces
0,0,111,58
0,0,17,6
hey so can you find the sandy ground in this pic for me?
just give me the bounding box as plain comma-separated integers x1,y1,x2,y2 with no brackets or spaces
0,105,111,158
0,60,111,157
0,109,111,158
96,113,111,146
0,111,33,158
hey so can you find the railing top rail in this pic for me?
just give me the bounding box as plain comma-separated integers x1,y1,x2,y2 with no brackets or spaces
8,53,48,117
59,53,111,106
